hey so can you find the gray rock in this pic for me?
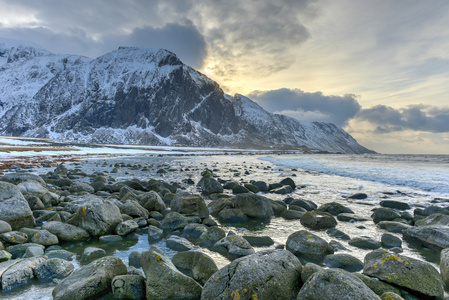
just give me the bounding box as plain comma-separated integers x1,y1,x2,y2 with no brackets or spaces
327,228,351,241
6,243,45,259
141,246,202,300
286,230,334,262
251,180,269,192
415,213,449,226
372,208,401,224
232,193,273,220
301,262,323,283
280,177,296,189
380,200,411,210
52,256,127,300
223,181,239,190
213,235,255,260
403,225,449,250
381,233,402,248
377,221,411,233
136,191,166,213
323,253,364,272
422,205,449,216
0,250,11,262
289,199,317,211
355,273,402,298
1,256,47,291
337,213,368,222
67,198,123,237
297,268,380,300
271,200,287,216
271,185,294,194
363,249,444,298
166,235,196,252
217,208,249,223
349,236,381,250
25,245,44,257
29,229,59,246
42,221,90,242
0,182,35,230
199,175,223,195
440,248,449,287
0,231,28,244
242,235,275,247
202,249,302,300
171,193,209,218
182,223,208,240
300,211,337,229
34,258,74,280
200,226,226,247
0,220,12,234
112,274,146,300
46,249,75,261
1,173,46,185
281,209,305,220
317,202,354,215
115,219,139,236
172,250,219,285
128,251,142,269
147,225,164,242
17,180,49,197
80,247,106,263
160,212,199,232
380,292,405,300
112,199,150,219
347,193,368,199
232,185,250,194
99,235,123,243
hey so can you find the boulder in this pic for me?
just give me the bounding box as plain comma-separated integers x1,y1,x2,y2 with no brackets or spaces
67,198,123,237
172,251,219,285
242,235,275,247
300,211,337,229
213,235,255,260
200,226,226,247
0,250,11,262
17,180,49,197
289,199,317,211
111,199,150,219
355,273,402,298
182,223,208,240
30,229,59,246
403,225,449,250
415,213,449,226
281,209,305,220
25,245,44,257
297,268,380,300
349,236,381,250
271,185,294,194
112,275,146,300
171,193,209,218
380,200,411,210
115,220,139,236
372,208,401,224
363,249,444,298
232,193,273,220
217,208,249,223
147,225,164,242
317,202,354,215
301,262,324,283
327,228,351,241
128,251,142,269
80,247,106,263
0,182,35,230
337,213,368,222
34,258,74,280
0,231,28,245
381,233,402,249
377,221,411,233
323,253,364,272
286,230,333,262
52,256,128,300
440,248,449,287
202,249,302,300
141,246,202,300
232,185,250,194
199,175,223,195
160,212,199,232
347,193,368,199
0,220,12,234
6,243,45,259
136,191,166,213
0,256,47,291
280,177,296,189
166,235,196,252
1,173,46,185
42,221,90,242
68,181,95,194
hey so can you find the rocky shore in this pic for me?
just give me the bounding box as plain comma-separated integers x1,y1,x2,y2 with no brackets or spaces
0,154,448,299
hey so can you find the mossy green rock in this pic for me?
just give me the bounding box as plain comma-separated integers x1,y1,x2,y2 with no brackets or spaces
363,249,443,298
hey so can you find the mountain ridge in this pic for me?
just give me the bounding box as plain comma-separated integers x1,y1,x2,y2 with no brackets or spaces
0,38,374,154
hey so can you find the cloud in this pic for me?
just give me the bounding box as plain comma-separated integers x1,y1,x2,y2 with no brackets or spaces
355,104,449,133
248,88,361,127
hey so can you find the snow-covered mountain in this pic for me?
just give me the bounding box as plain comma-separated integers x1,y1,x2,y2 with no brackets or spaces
0,38,373,153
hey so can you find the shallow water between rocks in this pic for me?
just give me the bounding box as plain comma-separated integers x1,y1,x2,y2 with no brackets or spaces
1,153,448,299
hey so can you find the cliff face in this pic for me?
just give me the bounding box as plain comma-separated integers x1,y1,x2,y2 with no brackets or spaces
0,39,373,153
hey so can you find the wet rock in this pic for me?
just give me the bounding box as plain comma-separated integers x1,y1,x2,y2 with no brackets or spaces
381,233,402,248
372,208,401,224
329,240,348,252
67,198,123,237
46,249,75,261
280,177,296,189
422,205,449,216
318,202,354,215
363,249,443,298
34,258,74,280
0,231,28,245
298,268,380,300
172,250,218,285
171,193,209,218
349,236,381,250
0,181,35,230
251,180,269,192
200,226,226,247
415,213,449,226
377,221,411,233
300,211,337,229
136,191,166,213
403,226,449,250
182,223,208,240
338,213,368,222
112,274,146,300
327,228,351,241
380,200,411,210
81,247,106,263
244,183,259,193
232,185,250,194
281,209,305,220
289,199,317,211
286,230,333,262
217,208,249,223
6,243,45,259
53,256,128,300
141,246,202,300
148,225,164,242
271,200,287,216
355,273,402,298
42,221,90,242
347,193,368,199
213,235,255,260
99,235,123,243
223,181,239,190
323,253,364,272
166,235,196,252
160,212,200,232
242,235,275,247
128,251,142,269
440,248,449,287
202,249,302,300
1,256,47,291
115,220,139,236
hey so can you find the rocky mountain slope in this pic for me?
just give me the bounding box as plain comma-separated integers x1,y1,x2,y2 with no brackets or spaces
0,38,373,153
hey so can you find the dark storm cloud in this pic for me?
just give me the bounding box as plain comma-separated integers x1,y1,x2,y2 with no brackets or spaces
248,88,361,127
356,105,449,133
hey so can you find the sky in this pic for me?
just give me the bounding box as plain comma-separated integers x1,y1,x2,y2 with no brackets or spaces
0,0,448,154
